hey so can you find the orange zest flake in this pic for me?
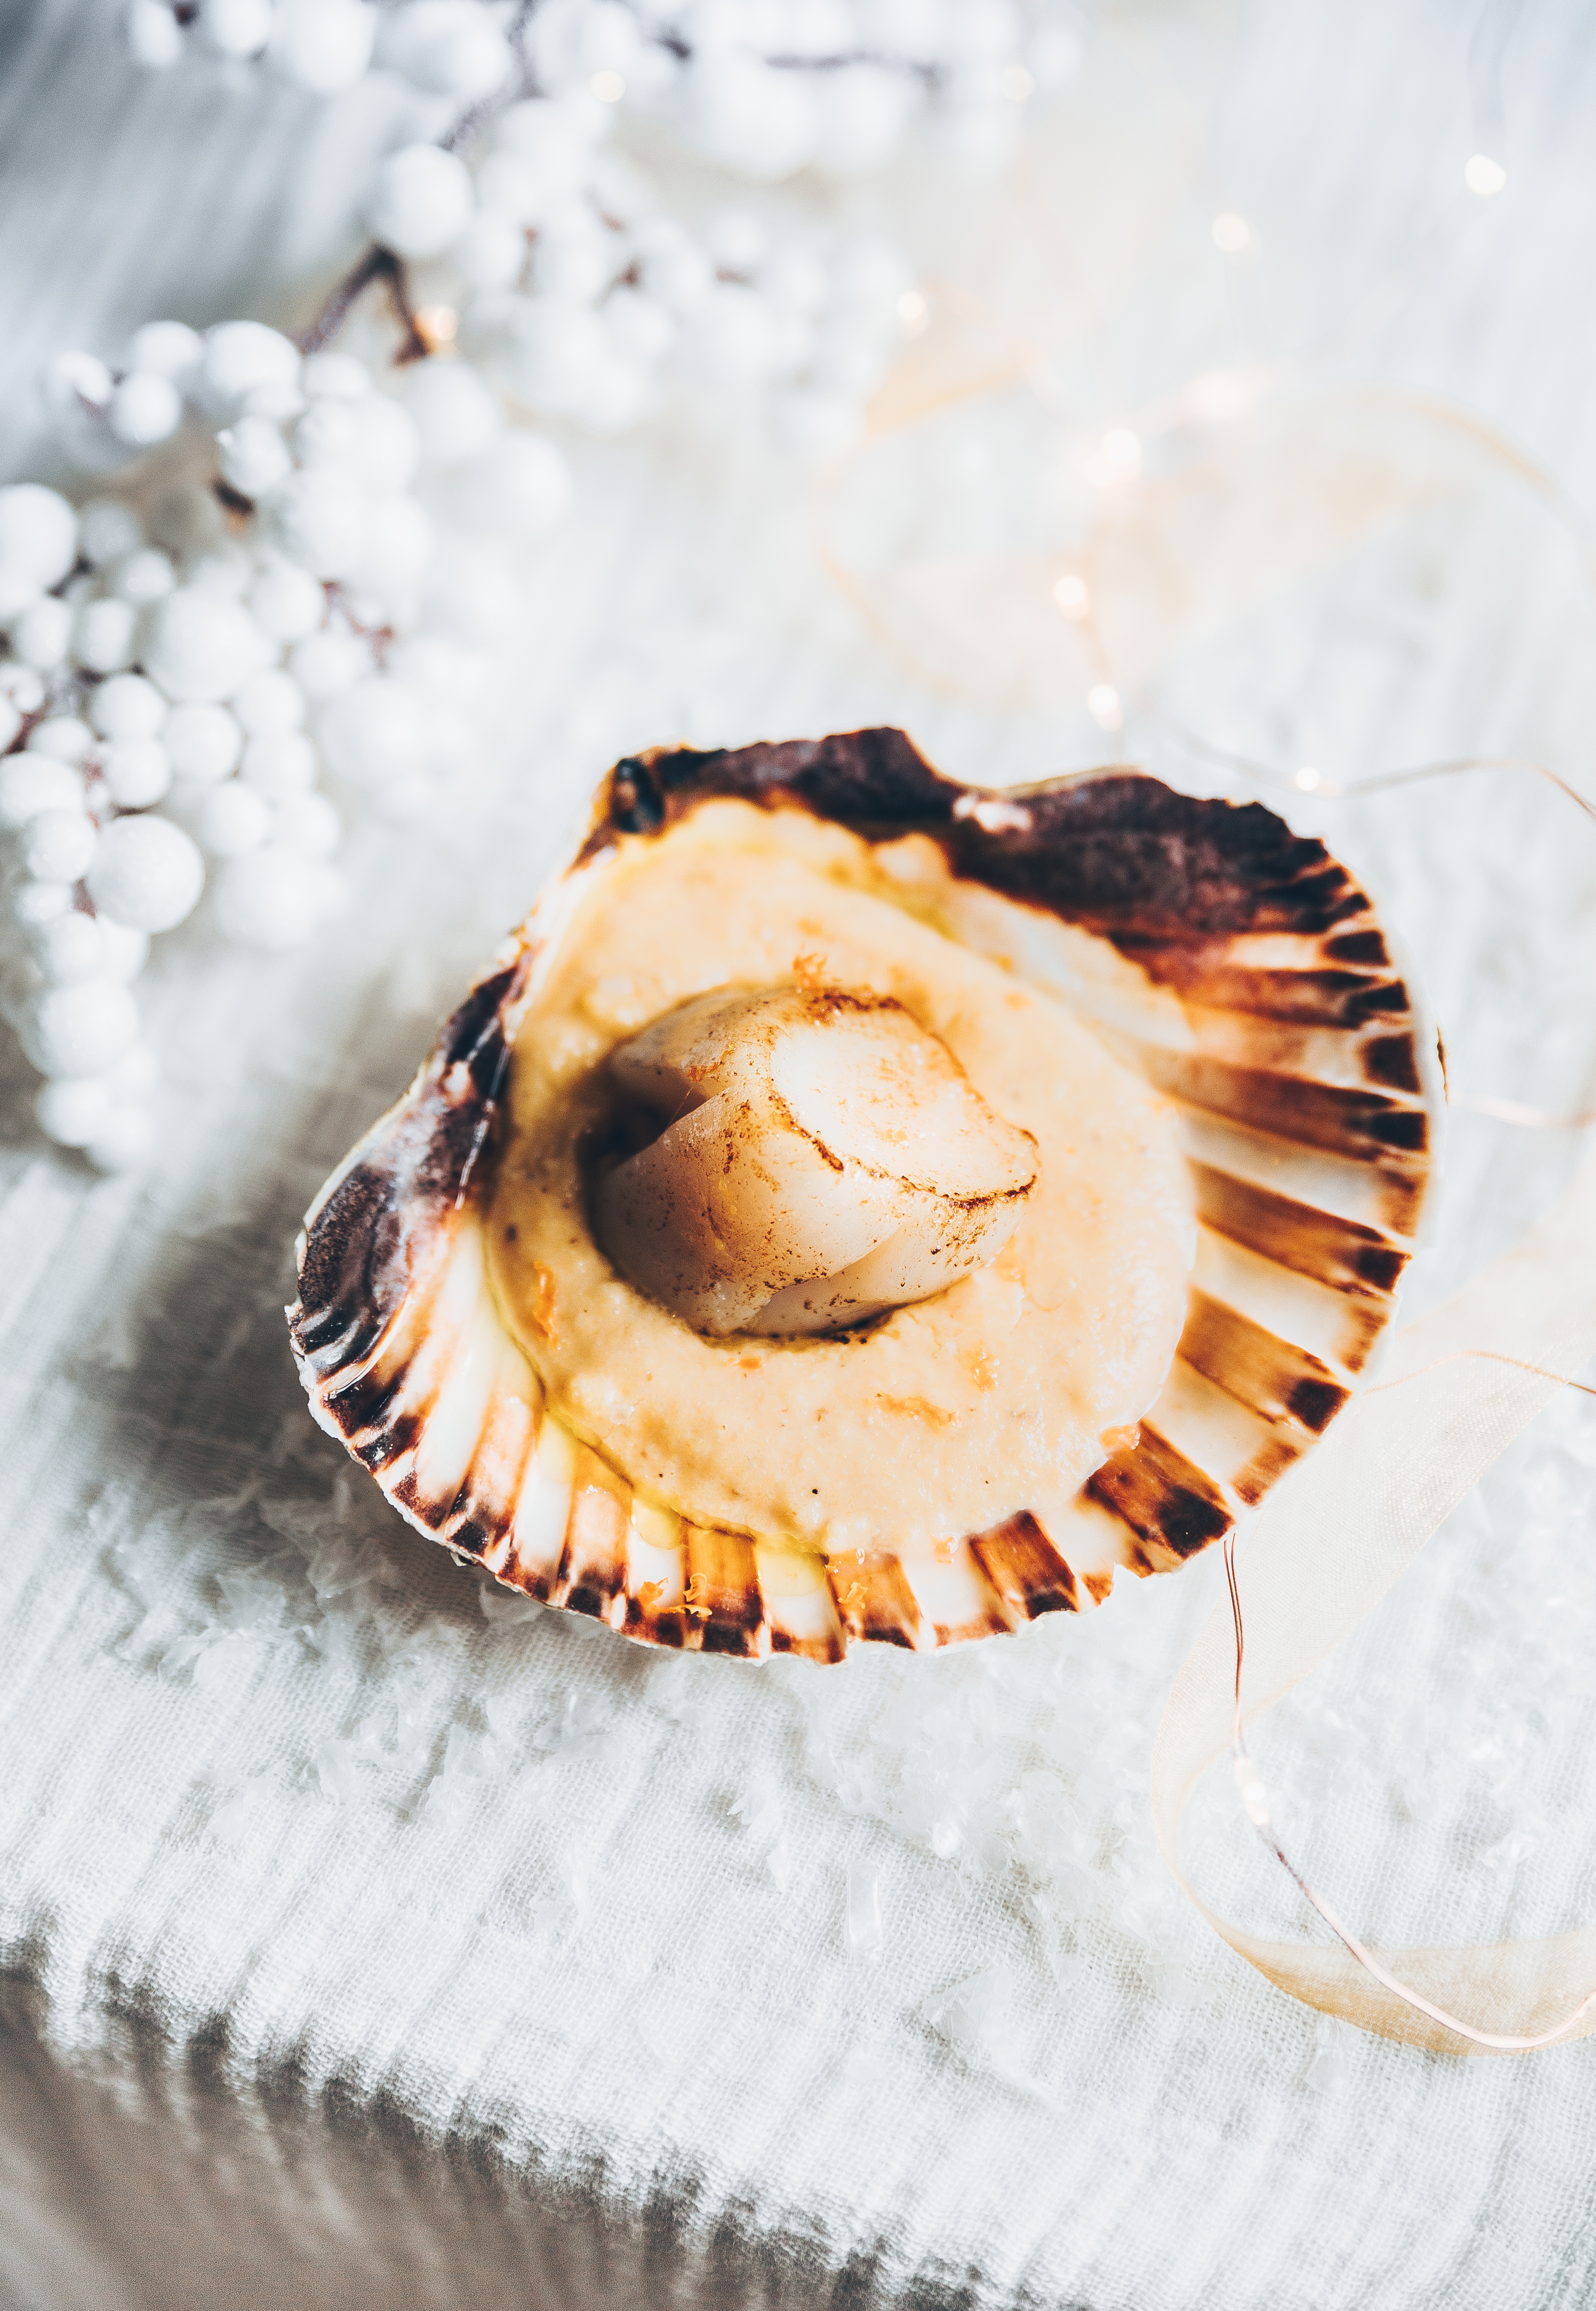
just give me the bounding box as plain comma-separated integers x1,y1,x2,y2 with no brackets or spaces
932,1537,956,1565
684,1572,714,1617
637,1579,668,1610
842,1582,868,1613
1099,1422,1141,1454
531,1263,558,1343
791,949,828,991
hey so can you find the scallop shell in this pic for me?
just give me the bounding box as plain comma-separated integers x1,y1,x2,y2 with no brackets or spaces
288,730,1442,1662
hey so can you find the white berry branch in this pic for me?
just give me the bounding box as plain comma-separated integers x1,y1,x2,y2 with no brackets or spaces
1,0,1082,1170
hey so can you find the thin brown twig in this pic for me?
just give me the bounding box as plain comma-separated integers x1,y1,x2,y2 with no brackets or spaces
296,0,545,364
295,245,429,363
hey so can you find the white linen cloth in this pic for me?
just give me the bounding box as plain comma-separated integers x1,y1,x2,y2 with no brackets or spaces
4,6,1596,2308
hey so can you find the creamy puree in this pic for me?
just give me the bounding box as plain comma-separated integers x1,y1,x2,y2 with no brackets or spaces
488,803,1195,1557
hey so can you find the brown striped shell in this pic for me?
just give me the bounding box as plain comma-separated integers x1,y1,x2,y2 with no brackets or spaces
287,730,1442,1662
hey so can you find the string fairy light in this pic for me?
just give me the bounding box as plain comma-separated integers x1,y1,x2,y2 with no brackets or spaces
1225,1352,1596,2053
1464,152,1509,198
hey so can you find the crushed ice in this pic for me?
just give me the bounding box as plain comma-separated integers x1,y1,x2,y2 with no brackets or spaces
921,1965,1054,2101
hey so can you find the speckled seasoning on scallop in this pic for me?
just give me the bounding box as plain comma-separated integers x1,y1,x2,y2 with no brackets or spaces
287,728,1443,1661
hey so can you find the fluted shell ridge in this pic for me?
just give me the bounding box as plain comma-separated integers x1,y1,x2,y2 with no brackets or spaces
288,730,1442,1658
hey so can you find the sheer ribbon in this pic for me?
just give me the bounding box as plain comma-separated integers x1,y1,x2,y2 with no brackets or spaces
1152,1152,1596,2053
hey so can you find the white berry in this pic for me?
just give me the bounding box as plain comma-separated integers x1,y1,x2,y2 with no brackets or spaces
240,732,317,798
185,547,252,599
127,321,203,382
197,322,301,420
22,809,97,885
247,560,326,643
90,672,166,740
126,0,182,68
0,567,41,623
402,359,504,466
108,371,185,448
451,211,527,291
22,977,140,1078
365,144,474,261
704,207,767,274
31,910,105,987
36,1073,115,1148
0,485,78,588
0,756,81,829
262,469,370,580
301,352,371,401
294,394,419,494
78,500,145,568
44,351,112,431
232,668,306,736
105,1042,159,1097
99,736,173,809
813,66,915,176
0,661,46,715
493,99,597,187
381,2,512,99
196,781,272,858
239,378,307,425
197,0,273,59
638,232,714,315
9,880,72,929
85,1103,157,1173
13,596,73,672
289,630,368,699
350,496,433,600
110,548,177,608
270,0,376,93
142,587,272,702
25,717,94,764
98,920,150,983
605,288,675,366
217,415,293,498
86,813,205,931
73,596,138,675
351,399,420,494
162,701,242,784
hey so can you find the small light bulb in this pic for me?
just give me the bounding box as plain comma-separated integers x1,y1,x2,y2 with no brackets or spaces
1465,153,1507,198
1211,212,1251,254
1087,683,1122,730
1053,572,1090,620
1083,430,1143,490
1295,765,1320,791
590,69,626,102
416,305,458,350
999,65,1034,102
